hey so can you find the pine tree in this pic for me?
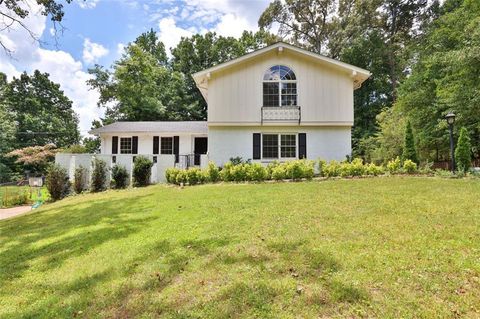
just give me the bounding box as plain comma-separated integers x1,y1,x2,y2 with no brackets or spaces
455,127,471,172
402,121,418,164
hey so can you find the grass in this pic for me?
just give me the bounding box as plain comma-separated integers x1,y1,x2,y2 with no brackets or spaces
0,186,49,208
0,177,479,318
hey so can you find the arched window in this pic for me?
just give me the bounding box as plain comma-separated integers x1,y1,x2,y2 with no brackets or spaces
263,65,297,107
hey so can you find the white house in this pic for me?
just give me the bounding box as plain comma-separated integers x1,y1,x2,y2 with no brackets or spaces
56,42,370,183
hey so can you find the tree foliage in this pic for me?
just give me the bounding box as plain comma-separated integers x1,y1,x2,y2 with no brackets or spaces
455,127,472,172
376,0,480,162
6,144,57,175
2,71,80,148
402,121,418,164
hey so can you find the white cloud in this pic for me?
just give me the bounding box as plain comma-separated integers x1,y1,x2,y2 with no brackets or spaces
158,17,194,52
82,38,109,65
0,2,103,135
116,43,125,56
213,13,254,38
77,0,100,9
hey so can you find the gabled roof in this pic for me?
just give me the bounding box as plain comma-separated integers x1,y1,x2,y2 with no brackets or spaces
192,42,371,101
89,121,208,135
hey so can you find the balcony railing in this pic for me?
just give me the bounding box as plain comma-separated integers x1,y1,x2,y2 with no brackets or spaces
261,106,301,124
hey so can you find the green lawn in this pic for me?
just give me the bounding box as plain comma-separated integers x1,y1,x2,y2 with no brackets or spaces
1,177,479,318
0,186,48,208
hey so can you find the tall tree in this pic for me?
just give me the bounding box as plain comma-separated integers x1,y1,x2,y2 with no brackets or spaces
402,121,418,163
377,0,480,162
88,30,206,122
455,127,472,172
3,71,80,148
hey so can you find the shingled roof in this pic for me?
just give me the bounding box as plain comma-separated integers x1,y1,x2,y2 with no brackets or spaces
89,121,208,135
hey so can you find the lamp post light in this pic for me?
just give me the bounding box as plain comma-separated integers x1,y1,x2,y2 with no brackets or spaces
445,112,456,173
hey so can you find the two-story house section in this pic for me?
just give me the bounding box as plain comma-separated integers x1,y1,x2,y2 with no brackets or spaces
192,42,370,165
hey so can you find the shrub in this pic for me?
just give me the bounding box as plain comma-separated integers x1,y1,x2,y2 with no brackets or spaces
186,168,205,185
111,165,129,189
206,162,220,182
340,158,365,177
402,121,418,163
266,161,279,180
220,162,234,182
165,167,181,184
229,156,250,165
73,166,87,194
323,160,341,177
318,159,327,177
419,161,434,175
403,159,417,174
133,156,153,187
455,127,472,173
247,163,268,181
365,163,384,176
61,144,88,154
386,157,401,174
271,164,287,180
46,164,70,201
283,160,315,180
1,189,30,208
90,158,108,192
175,170,188,185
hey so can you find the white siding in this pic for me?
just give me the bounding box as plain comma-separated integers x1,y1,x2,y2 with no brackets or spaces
98,133,207,156
207,50,354,125
208,126,351,165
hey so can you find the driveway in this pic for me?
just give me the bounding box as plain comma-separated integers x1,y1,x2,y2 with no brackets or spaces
0,206,32,220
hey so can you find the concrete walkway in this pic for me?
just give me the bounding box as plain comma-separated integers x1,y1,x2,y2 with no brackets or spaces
0,206,32,220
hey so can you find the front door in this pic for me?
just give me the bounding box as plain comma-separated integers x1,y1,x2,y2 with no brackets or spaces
194,137,208,166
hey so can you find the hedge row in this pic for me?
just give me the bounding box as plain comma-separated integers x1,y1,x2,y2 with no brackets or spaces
165,157,429,186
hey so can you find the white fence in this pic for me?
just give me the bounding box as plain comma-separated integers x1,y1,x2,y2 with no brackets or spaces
55,153,209,185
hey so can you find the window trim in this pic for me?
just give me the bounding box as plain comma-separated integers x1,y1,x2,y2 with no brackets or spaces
261,133,298,160
262,65,298,107
160,136,174,155
119,136,133,154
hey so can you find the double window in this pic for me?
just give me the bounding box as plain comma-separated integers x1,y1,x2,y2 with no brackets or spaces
262,134,297,159
263,65,297,107
120,137,132,154
160,137,174,154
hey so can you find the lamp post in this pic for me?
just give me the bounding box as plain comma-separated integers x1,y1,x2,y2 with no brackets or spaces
445,112,456,173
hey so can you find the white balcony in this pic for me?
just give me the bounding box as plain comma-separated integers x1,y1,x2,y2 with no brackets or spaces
261,106,301,124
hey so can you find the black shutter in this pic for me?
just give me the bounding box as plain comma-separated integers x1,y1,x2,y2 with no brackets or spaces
112,136,118,154
153,136,159,154
173,136,179,163
253,133,261,160
132,136,138,154
298,133,307,159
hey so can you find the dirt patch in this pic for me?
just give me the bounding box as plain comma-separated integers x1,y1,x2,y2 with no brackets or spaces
0,206,32,220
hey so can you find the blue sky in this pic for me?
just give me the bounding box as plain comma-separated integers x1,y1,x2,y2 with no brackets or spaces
0,0,271,135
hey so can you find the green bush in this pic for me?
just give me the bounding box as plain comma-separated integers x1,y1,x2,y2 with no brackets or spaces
455,127,472,173
90,158,108,192
386,157,402,174
402,121,418,163
73,166,87,194
318,159,327,177
365,163,384,176
247,163,268,181
111,165,129,189
186,168,205,185
323,160,341,177
175,170,188,185
206,162,220,182
284,160,315,180
403,159,417,174
340,158,366,177
133,156,153,187
46,164,70,201
271,164,287,180
165,167,181,184
219,162,235,182
266,161,279,180
1,189,30,208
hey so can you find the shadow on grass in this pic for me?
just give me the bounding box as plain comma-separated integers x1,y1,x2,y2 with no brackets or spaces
0,194,155,285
